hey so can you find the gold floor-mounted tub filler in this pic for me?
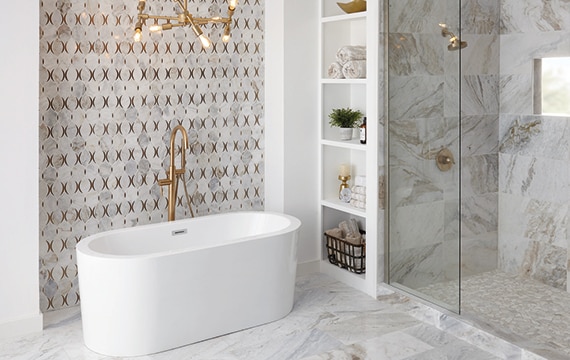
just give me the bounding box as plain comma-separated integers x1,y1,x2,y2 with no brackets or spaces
158,125,194,221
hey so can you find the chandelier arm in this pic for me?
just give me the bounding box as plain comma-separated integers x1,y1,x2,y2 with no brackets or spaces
140,14,181,21
193,17,231,25
133,0,238,45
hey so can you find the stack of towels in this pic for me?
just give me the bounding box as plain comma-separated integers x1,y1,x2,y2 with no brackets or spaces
350,175,366,210
325,218,365,270
327,45,367,79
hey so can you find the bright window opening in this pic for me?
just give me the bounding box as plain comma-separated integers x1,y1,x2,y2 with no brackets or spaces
536,57,570,116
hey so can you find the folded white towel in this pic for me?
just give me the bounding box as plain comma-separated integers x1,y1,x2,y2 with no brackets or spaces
327,62,345,79
342,60,367,79
336,45,367,65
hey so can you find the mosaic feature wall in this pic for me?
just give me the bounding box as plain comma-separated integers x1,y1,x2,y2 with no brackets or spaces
39,0,265,311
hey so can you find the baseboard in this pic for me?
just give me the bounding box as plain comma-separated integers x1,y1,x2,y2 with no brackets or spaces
0,313,43,340
296,260,320,277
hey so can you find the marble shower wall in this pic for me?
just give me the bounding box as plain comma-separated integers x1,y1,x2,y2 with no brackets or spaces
388,0,500,290
39,0,265,311
459,0,500,277
498,0,570,290
388,0,463,289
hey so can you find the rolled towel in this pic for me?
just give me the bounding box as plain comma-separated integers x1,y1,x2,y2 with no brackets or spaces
327,62,345,79
351,193,366,202
338,221,351,238
342,60,367,79
339,219,362,239
352,185,366,195
345,234,362,246
325,227,344,239
336,45,367,65
348,218,360,236
350,199,366,209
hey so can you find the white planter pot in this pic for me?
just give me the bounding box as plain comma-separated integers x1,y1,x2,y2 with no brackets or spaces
339,128,353,141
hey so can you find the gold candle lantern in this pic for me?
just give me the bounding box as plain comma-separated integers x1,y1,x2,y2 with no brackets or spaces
338,164,351,198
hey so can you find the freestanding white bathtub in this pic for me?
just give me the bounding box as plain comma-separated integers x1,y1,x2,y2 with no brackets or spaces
76,211,301,357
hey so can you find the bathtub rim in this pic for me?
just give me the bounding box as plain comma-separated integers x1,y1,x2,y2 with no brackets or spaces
76,210,301,260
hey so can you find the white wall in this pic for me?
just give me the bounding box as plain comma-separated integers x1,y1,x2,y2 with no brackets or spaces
0,1,43,338
265,0,320,268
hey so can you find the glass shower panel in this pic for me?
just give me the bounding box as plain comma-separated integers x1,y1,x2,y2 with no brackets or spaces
387,0,461,313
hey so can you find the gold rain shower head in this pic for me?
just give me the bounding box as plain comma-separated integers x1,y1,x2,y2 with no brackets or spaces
438,23,467,51
134,0,238,47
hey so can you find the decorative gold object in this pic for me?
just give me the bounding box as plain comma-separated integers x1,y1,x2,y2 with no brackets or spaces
436,148,455,172
337,0,367,14
134,0,237,47
338,175,351,196
158,125,194,221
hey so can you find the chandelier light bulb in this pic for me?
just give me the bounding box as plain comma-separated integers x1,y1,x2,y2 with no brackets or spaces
133,0,237,45
199,34,212,48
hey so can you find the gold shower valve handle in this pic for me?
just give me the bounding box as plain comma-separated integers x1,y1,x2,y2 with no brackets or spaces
436,148,455,172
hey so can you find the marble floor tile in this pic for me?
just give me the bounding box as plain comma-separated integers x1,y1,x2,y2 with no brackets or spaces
416,270,570,360
0,273,543,360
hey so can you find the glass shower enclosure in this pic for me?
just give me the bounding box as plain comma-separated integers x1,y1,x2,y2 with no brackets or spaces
386,0,462,313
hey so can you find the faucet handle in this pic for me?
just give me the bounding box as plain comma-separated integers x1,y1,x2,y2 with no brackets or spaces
157,178,170,186
157,178,170,199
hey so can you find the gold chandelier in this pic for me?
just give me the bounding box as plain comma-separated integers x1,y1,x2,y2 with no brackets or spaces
133,0,238,47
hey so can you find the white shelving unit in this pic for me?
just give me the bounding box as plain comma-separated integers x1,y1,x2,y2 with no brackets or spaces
318,1,379,296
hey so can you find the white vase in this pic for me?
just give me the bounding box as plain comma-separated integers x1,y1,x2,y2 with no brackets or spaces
339,128,353,140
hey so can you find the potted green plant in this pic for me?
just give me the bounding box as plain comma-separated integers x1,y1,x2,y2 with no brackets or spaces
328,107,364,140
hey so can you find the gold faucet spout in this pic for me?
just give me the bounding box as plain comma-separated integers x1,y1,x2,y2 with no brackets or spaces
159,125,190,221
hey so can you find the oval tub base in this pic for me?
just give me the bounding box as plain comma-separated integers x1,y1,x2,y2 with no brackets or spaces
77,212,300,357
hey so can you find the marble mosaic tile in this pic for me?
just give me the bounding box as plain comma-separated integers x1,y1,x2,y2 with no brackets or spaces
39,0,266,312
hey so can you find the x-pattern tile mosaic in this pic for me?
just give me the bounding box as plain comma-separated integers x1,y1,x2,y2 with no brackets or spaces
39,0,265,311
